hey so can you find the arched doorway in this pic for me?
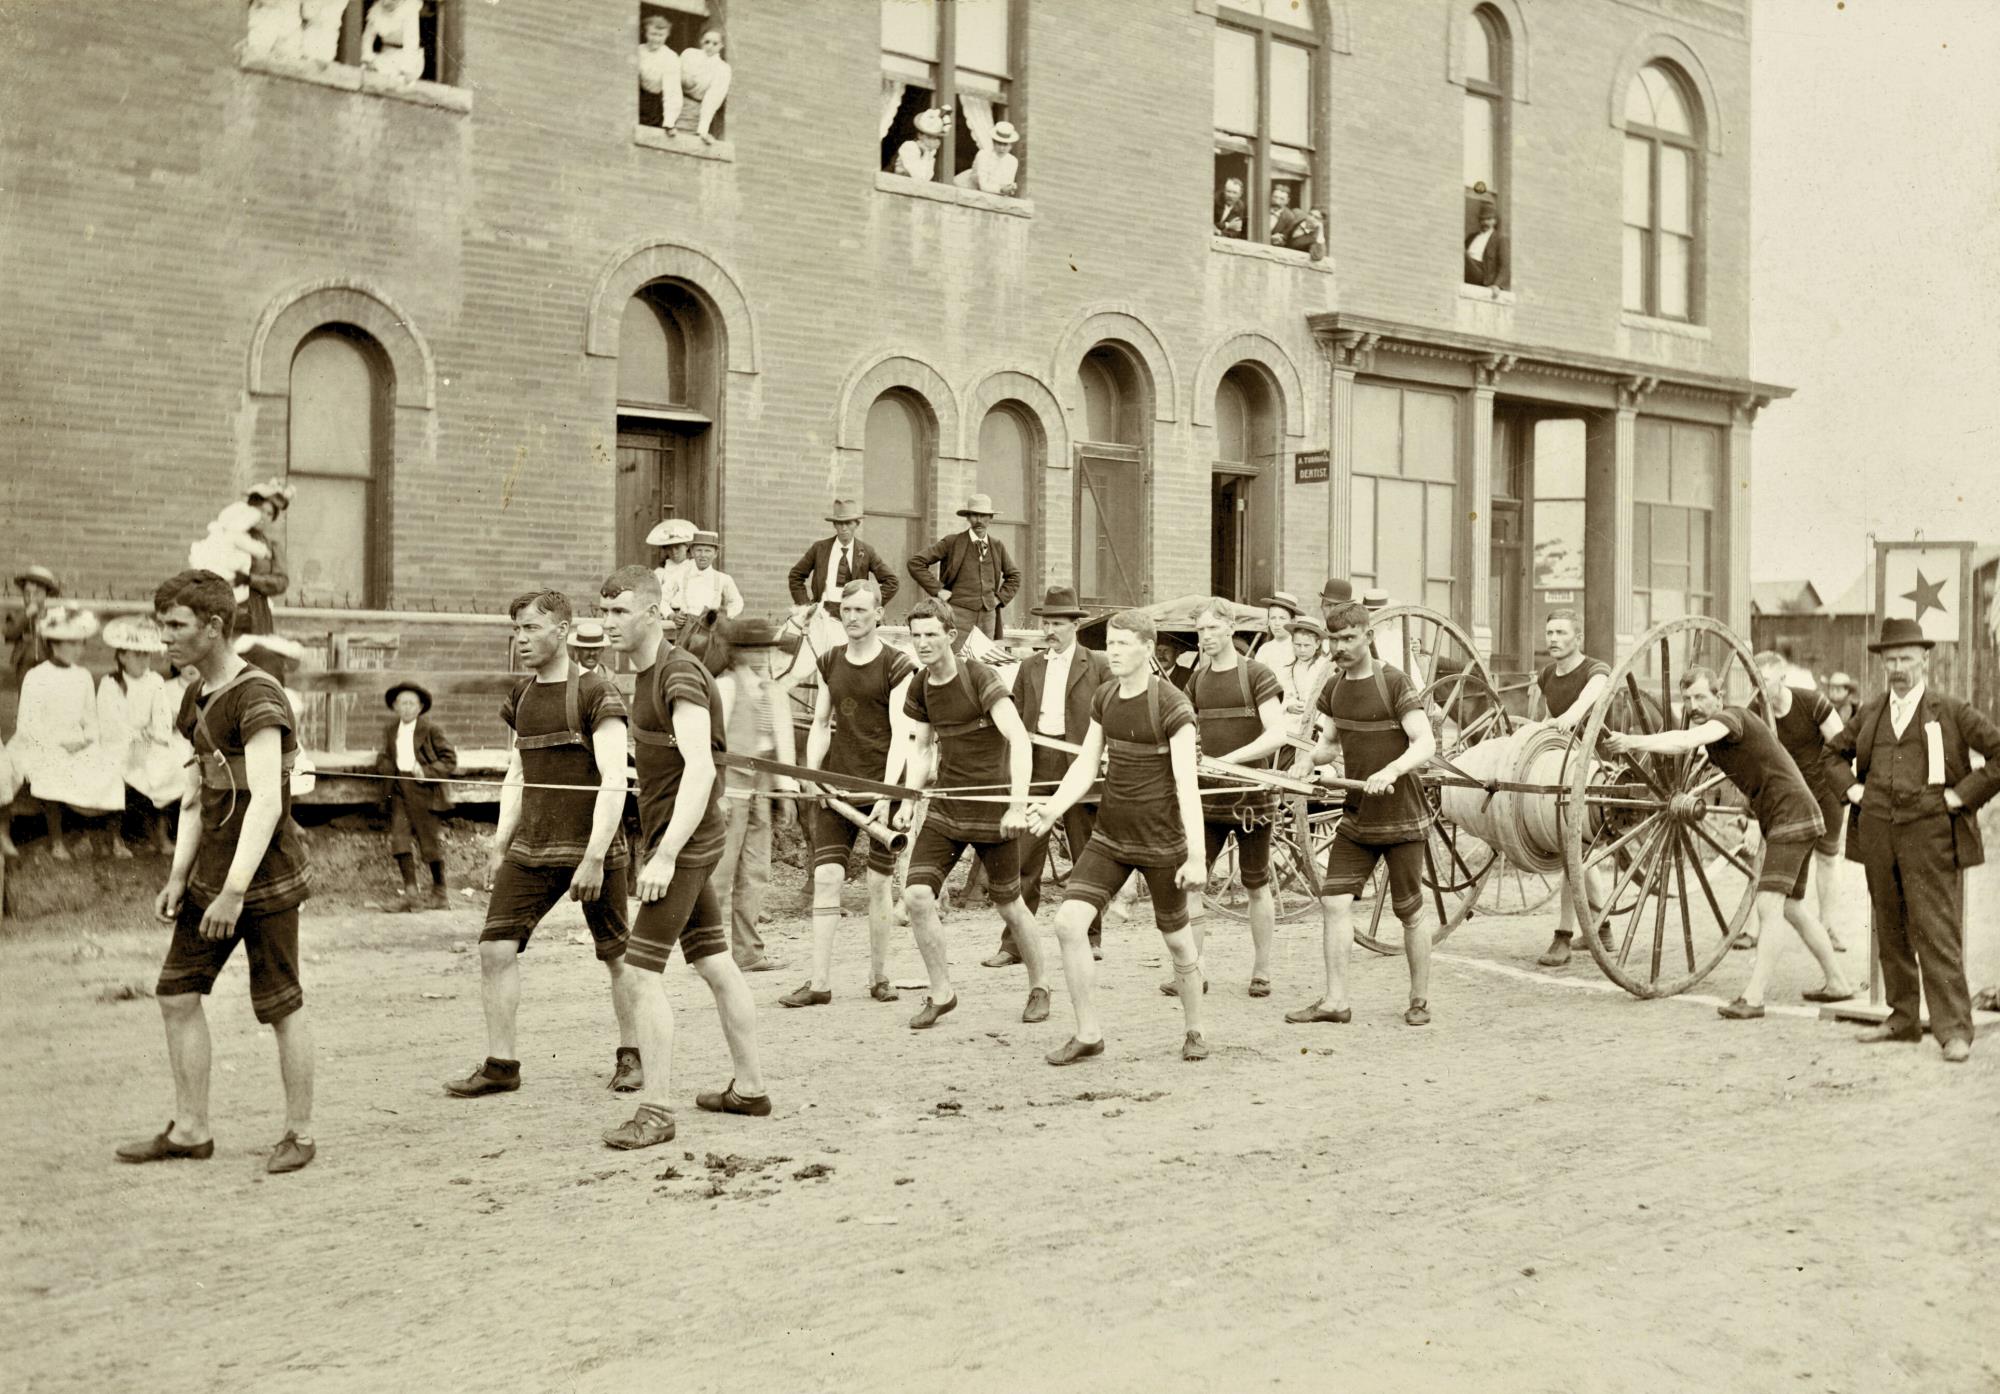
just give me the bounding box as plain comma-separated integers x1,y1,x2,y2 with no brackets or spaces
616,281,720,569
1211,364,1279,603
1074,343,1150,608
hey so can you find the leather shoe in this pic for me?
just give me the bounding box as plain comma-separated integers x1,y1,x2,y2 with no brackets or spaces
603,1105,675,1149
869,979,900,1003
909,995,957,1030
115,1123,214,1163
1941,1038,1972,1064
779,983,832,1008
266,1131,315,1174
1159,975,1208,997
739,957,783,973
1716,997,1764,1020
696,1080,773,1116
1181,1030,1210,1062
1536,935,1572,968
1285,1000,1352,1024
1855,1025,1919,1044
1021,986,1051,1023
1046,1036,1105,1066
1403,999,1432,1027
445,1061,521,1097
981,949,1022,968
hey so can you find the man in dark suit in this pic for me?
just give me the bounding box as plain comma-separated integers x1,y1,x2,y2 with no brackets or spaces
1464,205,1508,288
908,493,1021,650
984,587,1112,968
1833,618,2000,1062
786,497,898,667
374,679,459,911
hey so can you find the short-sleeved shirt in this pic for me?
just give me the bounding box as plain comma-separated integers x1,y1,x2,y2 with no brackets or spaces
630,647,727,868
1539,657,1612,723
1315,663,1429,843
819,645,916,779
1190,658,1283,821
904,659,1013,841
1702,706,1824,844
176,666,311,913
1771,686,1842,802
1088,678,1197,866
500,668,630,870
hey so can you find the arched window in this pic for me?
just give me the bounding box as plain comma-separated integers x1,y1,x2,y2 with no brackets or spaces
975,403,1036,583
1462,5,1509,287
863,390,933,623
1213,0,1318,248
1074,344,1149,608
288,325,390,607
1622,62,1699,320
615,282,718,570
1212,366,1279,602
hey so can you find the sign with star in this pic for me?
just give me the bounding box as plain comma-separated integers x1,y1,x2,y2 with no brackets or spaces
1876,541,1973,645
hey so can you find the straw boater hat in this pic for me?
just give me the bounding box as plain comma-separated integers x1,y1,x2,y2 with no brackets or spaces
956,493,998,518
1260,590,1305,618
825,498,863,523
1867,617,1934,652
384,679,433,714
103,615,167,654
991,121,1020,146
1287,613,1329,640
1361,588,1390,611
38,604,100,642
725,617,784,649
1319,578,1353,605
646,517,697,547
691,529,720,549
246,480,297,513
1029,585,1087,619
13,564,61,595
569,618,609,649
234,632,307,669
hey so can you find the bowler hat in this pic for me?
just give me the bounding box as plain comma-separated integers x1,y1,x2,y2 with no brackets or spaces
956,493,998,518
1319,578,1352,605
13,564,61,595
825,498,864,523
1029,586,1087,619
569,618,609,649
1260,590,1304,618
1867,617,1934,653
384,679,433,714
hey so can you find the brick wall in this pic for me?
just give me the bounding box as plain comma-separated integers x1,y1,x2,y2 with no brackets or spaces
1,0,1751,651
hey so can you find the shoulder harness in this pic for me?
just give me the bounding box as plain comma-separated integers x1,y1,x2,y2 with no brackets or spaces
926,661,995,740
512,666,587,752
1325,665,1399,734
188,665,298,820
1104,677,1171,760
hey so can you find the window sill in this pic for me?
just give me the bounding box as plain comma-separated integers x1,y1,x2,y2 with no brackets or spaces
1209,236,1333,273
1620,312,1710,341
240,53,472,112
1458,283,1516,304
874,173,1034,219
633,126,735,162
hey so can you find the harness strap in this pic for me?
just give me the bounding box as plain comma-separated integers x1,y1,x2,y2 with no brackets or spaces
512,667,587,751
188,666,295,812
1191,655,1258,722
928,662,995,739
1105,676,1172,758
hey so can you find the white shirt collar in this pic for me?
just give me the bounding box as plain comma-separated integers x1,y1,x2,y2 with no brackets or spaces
1888,680,1926,736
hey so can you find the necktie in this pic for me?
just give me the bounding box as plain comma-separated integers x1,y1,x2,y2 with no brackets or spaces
836,546,852,587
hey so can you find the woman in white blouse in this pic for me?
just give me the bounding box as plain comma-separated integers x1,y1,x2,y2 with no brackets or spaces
1251,590,1305,672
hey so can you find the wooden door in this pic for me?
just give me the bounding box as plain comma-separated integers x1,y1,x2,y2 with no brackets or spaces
1075,446,1147,609
616,428,678,570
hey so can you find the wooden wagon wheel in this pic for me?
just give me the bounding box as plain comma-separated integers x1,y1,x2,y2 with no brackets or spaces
1365,604,1492,696
1204,803,1327,924
1565,614,1769,999
1353,666,1512,954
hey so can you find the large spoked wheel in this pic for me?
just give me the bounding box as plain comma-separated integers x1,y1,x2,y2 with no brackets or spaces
1366,604,1492,697
1353,667,1512,954
1206,800,1330,925
1565,615,1767,999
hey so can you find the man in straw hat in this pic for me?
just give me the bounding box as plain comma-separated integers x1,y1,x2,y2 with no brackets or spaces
1828,617,2000,1063
568,616,610,671
783,576,917,1008
955,119,1021,196
14,603,124,859
908,493,1021,652
680,528,744,620
983,585,1111,969
374,678,458,912
5,563,61,689
785,497,899,676
118,569,315,1172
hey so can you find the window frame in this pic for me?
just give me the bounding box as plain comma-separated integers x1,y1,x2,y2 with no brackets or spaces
1630,418,1718,631
1462,5,1509,286
974,401,1040,592
1213,2,1321,247
338,0,465,86
880,0,1026,192
861,389,937,625
286,324,394,609
1621,62,1702,322
1348,380,1460,616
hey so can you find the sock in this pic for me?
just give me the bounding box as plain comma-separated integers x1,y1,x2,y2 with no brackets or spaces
428,859,446,887
485,1056,520,1076
616,1046,641,1063
394,853,416,890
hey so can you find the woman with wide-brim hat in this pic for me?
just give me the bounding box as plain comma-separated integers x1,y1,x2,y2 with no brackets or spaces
238,481,296,636
97,615,181,855
1253,589,1305,671
14,605,124,859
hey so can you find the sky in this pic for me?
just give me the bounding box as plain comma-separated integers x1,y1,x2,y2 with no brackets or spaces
1749,0,2000,602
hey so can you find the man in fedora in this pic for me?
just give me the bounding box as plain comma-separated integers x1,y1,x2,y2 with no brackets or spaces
956,120,1021,196
909,493,1021,651
1831,617,2000,1063
985,585,1112,968
681,529,744,621
1317,577,1354,631
6,563,61,692
374,678,458,912
786,499,898,669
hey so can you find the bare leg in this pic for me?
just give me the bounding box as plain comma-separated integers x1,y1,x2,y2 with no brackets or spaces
272,1009,315,1138
1051,902,1101,1043
809,864,843,991
1738,892,1791,1006
629,965,676,1113
478,940,523,1060
902,884,955,1005
158,992,212,1144
1812,852,1843,946
864,867,896,984
690,954,766,1095
993,895,1046,991
1775,894,1852,997
47,802,71,859
1317,894,1354,1008
604,954,638,1049
1247,885,1275,982
1162,925,1205,1039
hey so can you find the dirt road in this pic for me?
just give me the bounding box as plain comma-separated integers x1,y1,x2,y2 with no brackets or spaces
3,864,1996,1394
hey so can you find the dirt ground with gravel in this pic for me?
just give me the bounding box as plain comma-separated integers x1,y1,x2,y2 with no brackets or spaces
3,846,1997,1394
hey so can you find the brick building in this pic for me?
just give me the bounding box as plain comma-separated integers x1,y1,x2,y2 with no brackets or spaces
0,0,1785,747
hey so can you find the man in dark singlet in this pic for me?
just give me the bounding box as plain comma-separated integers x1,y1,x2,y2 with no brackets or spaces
780,577,916,1009
1177,596,1290,998
597,568,768,1148
1754,649,1853,951
117,569,316,1173
1029,609,1211,1064
1605,666,1854,1019
897,599,1050,1031
1288,600,1438,1027
1534,607,1615,966
443,590,642,1100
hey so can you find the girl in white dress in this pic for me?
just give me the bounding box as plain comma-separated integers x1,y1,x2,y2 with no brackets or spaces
1251,591,1305,672
14,606,123,859
97,616,181,856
